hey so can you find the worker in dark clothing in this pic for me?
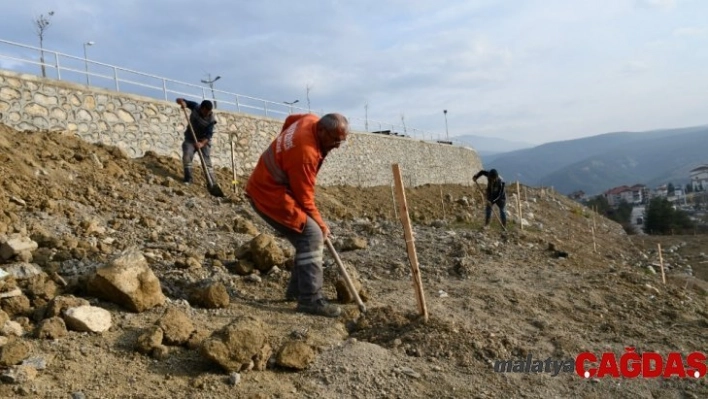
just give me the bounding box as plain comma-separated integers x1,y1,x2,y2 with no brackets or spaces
176,98,217,184
473,168,507,228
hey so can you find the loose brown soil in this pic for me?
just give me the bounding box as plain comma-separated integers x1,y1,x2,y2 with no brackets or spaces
0,124,706,398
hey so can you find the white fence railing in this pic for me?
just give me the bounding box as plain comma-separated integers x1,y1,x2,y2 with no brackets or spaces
0,38,472,146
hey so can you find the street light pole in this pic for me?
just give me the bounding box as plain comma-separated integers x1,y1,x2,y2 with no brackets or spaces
83,41,95,85
200,74,221,108
284,99,299,114
443,109,449,140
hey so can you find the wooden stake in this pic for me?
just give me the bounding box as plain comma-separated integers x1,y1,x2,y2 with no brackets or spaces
591,226,597,253
657,243,666,285
516,181,523,230
392,164,428,322
230,133,238,194
440,185,446,220
391,181,398,220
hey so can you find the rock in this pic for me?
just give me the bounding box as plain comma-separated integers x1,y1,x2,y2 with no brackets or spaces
399,366,421,379
21,356,47,370
0,309,8,326
228,372,241,386
24,273,58,301
275,341,316,370
201,315,272,373
1,320,24,337
1,263,43,280
151,345,170,360
136,325,163,355
44,295,91,318
189,282,230,309
0,365,37,384
87,248,166,312
1,294,31,317
186,328,210,350
328,264,368,304
233,216,259,236
0,339,30,366
245,274,262,284
229,259,254,276
0,235,38,261
64,305,112,333
36,317,67,339
338,237,368,251
249,234,287,272
156,307,194,346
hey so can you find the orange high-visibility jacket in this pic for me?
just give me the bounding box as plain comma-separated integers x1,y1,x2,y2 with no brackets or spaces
246,114,327,233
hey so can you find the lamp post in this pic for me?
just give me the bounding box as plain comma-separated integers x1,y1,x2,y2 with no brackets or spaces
201,74,221,108
284,99,299,114
83,41,95,85
443,109,449,140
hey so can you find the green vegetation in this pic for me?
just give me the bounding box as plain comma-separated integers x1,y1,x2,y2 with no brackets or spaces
642,197,694,235
585,195,634,233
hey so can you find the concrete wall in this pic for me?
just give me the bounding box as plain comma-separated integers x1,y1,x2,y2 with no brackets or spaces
0,69,482,186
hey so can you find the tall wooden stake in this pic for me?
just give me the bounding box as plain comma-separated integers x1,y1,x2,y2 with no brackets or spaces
390,181,398,220
657,243,666,285
392,164,428,322
591,226,597,253
230,133,238,194
516,181,522,230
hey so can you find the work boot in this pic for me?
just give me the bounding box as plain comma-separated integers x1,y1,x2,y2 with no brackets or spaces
183,169,193,185
296,298,341,318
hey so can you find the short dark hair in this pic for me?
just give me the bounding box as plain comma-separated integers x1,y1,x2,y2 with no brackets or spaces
317,113,349,134
200,100,213,110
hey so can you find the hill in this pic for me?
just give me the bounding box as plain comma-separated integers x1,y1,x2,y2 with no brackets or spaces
0,124,706,398
453,134,535,157
487,125,708,195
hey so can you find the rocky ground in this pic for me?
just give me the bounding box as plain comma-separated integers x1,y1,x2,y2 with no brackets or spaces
0,124,706,398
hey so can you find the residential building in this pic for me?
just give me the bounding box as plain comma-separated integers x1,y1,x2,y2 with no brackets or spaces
603,184,647,206
690,164,708,192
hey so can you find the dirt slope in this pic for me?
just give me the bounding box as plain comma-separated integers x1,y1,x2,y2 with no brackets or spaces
0,124,706,398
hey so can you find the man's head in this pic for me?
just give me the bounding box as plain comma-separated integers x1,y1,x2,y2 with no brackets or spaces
316,113,349,155
199,100,214,118
489,169,499,180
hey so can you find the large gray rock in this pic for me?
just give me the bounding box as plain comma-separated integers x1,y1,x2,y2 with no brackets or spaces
87,248,165,312
201,316,272,373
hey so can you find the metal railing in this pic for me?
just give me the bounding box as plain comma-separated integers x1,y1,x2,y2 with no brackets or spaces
0,38,469,145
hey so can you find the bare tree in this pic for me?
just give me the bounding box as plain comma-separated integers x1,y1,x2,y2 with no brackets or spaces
33,11,55,78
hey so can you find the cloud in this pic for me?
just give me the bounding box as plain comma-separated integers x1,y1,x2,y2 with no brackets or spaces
621,60,650,75
673,27,708,37
635,0,677,10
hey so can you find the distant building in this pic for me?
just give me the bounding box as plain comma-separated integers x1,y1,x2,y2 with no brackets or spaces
655,184,668,198
690,164,708,192
603,184,647,206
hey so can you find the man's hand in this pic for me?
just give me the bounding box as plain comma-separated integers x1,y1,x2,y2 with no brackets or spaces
176,98,186,108
321,225,331,239
487,200,493,207
195,139,208,149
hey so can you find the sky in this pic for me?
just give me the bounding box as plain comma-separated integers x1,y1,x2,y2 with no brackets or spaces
1,0,707,145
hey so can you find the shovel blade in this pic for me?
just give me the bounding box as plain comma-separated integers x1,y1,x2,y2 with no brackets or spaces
208,183,226,198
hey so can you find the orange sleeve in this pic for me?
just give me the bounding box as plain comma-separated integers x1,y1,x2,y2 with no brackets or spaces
288,160,327,232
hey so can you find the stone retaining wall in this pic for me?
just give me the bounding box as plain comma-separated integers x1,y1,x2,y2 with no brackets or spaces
0,69,482,186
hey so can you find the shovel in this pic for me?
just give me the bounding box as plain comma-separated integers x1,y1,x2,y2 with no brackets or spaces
325,238,367,313
181,106,225,198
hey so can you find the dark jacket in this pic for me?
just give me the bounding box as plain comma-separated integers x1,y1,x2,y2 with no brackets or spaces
183,100,217,143
474,170,506,203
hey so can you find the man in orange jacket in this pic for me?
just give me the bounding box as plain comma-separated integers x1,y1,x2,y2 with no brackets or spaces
246,113,349,318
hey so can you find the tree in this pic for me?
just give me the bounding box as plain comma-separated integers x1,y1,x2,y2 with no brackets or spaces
33,11,55,78
685,183,693,194
667,182,675,196
643,197,694,235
